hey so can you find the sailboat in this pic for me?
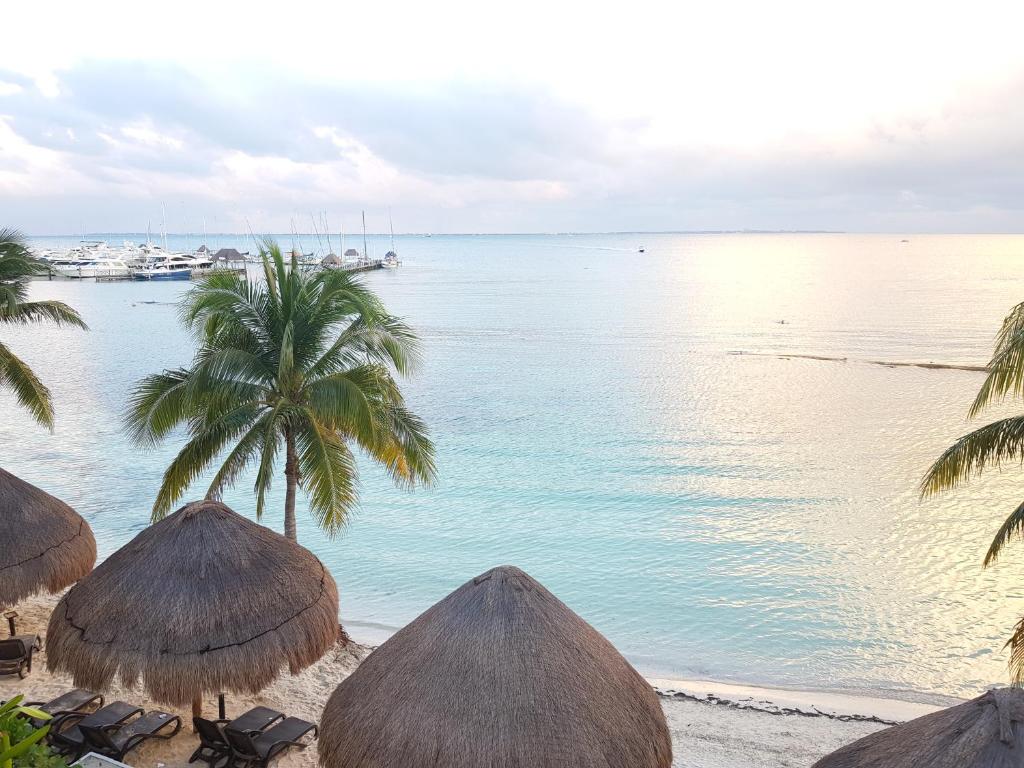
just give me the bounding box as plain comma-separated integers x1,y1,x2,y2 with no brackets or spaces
382,209,401,268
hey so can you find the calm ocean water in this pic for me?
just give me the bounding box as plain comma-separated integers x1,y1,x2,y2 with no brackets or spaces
6,232,1024,700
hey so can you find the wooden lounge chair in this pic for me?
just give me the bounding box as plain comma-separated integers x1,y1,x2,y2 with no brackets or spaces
223,717,318,768
80,710,182,761
48,700,144,760
24,688,104,728
190,707,284,768
0,636,40,678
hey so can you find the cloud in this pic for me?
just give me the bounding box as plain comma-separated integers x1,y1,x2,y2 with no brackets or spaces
1,60,1024,233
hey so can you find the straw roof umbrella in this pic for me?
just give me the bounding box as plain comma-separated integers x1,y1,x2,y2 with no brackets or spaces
46,499,339,717
0,467,96,608
812,687,1024,768
318,565,672,768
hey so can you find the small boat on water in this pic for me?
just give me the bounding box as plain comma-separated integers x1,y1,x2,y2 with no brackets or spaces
382,210,401,268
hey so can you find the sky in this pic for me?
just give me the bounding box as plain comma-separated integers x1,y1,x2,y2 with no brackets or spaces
2,1,1024,234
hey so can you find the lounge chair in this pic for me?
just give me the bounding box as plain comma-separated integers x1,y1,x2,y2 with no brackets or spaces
223,717,318,768
24,689,104,728
0,636,40,678
190,707,284,767
48,701,143,760
80,710,182,761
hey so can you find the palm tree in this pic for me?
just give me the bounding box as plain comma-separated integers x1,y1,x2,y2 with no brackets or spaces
921,299,1024,683
124,239,435,541
0,228,87,431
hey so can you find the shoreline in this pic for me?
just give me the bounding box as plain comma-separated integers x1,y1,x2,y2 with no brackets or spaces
650,678,950,725
344,622,958,725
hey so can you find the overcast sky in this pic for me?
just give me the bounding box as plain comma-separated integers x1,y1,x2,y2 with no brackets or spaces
3,1,1024,234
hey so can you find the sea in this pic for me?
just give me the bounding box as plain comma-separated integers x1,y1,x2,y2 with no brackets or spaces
6,232,1024,703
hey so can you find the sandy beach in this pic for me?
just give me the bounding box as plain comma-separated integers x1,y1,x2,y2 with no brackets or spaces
1,591,955,768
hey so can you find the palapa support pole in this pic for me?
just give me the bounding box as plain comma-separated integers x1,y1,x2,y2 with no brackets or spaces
218,693,226,721
192,695,203,725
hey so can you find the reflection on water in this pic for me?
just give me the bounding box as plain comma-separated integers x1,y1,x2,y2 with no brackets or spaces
4,233,1024,699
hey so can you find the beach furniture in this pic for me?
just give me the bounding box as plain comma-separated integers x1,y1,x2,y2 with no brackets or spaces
190,706,284,767
79,710,182,761
45,500,339,721
318,565,673,768
24,688,104,727
191,717,233,767
811,687,1024,767
0,467,96,608
223,716,318,768
0,635,40,677
48,701,144,759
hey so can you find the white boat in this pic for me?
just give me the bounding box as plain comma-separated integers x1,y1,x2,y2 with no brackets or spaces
55,258,131,279
382,210,401,268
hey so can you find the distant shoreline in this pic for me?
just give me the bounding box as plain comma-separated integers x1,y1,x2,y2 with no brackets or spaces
29,230,849,238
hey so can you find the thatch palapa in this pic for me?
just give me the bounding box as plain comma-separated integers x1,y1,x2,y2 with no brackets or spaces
318,565,672,768
812,687,1024,768
46,500,339,711
0,467,96,608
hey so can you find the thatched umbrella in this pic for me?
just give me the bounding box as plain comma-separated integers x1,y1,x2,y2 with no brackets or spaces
321,253,342,267
318,565,672,768
0,467,96,609
46,499,339,718
812,687,1024,767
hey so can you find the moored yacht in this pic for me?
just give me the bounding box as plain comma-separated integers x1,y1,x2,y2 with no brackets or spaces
54,258,131,279
131,261,192,280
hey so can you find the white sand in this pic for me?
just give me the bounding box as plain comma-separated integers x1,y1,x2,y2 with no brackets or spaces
2,592,953,768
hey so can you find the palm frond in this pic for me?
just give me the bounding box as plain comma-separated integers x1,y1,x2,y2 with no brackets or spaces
920,416,1024,497
984,499,1024,566
1006,614,1024,685
970,301,1024,416
151,405,263,519
372,402,437,488
295,414,358,536
0,300,88,328
302,366,388,439
204,411,273,502
0,339,53,430
253,406,283,520
123,369,193,446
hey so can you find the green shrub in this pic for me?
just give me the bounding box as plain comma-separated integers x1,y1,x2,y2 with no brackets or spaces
0,696,70,768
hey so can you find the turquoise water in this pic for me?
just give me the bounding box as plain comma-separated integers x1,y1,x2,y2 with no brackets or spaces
6,232,1024,700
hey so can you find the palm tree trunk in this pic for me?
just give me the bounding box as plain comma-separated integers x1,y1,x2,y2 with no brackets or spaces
284,428,298,541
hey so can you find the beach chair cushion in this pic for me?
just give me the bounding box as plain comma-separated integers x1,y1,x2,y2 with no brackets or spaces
81,710,181,759
49,701,142,755
34,688,103,715
225,716,317,767
251,717,317,750
229,706,283,734
25,688,103,728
